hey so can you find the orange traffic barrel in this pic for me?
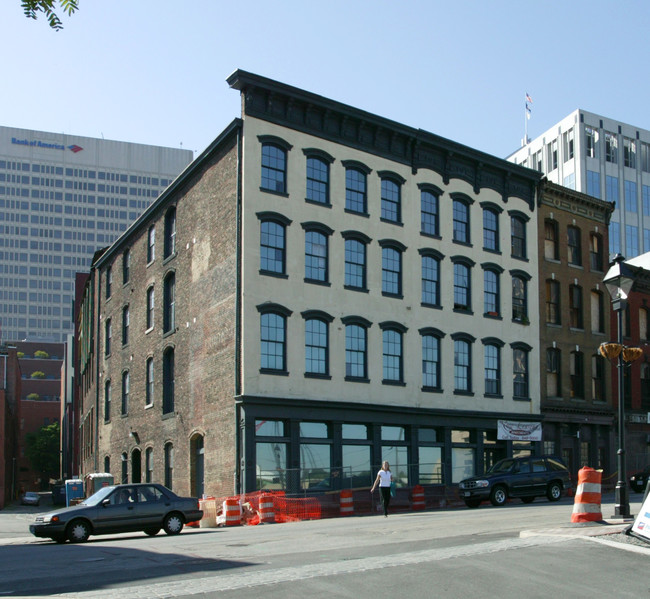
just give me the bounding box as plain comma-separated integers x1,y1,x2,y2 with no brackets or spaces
224,498,242,526
340,489,354,516
259,494,276,523
571,466,602,523
412,485,425,511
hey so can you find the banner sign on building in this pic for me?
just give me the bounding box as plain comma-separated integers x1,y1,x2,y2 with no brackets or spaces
497,420,542,441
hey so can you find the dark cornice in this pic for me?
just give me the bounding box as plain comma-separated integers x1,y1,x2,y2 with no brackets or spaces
539,179,615,225
228,70,541,210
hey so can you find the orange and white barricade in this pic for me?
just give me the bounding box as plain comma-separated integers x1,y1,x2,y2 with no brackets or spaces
412,485,425,511
259,494,276,523
340,489,354,516
571,466,603,523
224,498,242,526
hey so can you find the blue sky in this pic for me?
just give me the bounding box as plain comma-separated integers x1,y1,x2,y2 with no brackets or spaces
1,1,649,160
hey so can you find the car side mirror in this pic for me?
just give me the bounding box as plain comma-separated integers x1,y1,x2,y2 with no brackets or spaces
101,498,111,507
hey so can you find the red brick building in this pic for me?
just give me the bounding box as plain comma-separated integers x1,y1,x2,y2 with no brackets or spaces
16,341,63,491
0,345,21,507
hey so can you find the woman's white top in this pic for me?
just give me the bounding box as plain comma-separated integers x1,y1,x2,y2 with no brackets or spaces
377,469,392,487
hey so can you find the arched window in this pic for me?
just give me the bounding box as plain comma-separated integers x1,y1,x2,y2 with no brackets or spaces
567,225,582,266
343,316,371,381
164,443,174,490
260,218,287,275
162,346,175,414
510,213,527,259
380,174,403,224
303,223,332,283
163,272,175,333
421,251,441,307
546,280,560,324
547,348,561,397
512,275,528,322
381,241,405,297
131,448,142,484
122,249,131,284
420,328,444,390
570,350,584,399
258,304,291,373
164,206,176,259
145,357,154,407
483,207,499,252
453,197,471,244
512,344,530,399
305,152,332,205
121,370,129,415
592,354,605,402
145,447,153,483
452,333,475,393
483,268,500,316
104,380,111,422
590,233,604,271
380,323,406,384
106,265,112,299
147,225,156,263
121,452,128,484
105,318,112,356
104,456,110,474
420,185,440,237
343,232,369,290
544,219,559,260
345,165,369,214
453,259,473,312
484,342,502,395
569,284,583,329
146,286,154,330
261,142,288,193
122,305,129,345
304,316,330,376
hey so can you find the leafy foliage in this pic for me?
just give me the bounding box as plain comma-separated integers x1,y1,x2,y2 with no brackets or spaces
26,393,40,400
21,0,79,31
25,422,60,481
30,371,46,379
34,350,50,359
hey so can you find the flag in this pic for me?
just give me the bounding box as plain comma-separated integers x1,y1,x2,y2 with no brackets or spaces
526,92,533,103
526,103,531,120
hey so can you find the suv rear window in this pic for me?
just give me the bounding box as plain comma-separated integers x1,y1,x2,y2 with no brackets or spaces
546,457,568,471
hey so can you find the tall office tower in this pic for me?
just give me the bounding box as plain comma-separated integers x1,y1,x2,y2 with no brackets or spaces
0,126,193,342
507,110,650,260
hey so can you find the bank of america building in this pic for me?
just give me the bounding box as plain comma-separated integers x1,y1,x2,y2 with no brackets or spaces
0,126,193,342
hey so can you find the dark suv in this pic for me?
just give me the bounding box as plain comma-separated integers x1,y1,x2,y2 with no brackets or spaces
459,455,571,508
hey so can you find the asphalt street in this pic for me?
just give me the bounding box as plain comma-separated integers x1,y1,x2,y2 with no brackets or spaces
1,492,649,598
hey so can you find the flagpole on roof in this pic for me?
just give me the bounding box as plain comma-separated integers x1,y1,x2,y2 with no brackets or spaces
524,99,528,146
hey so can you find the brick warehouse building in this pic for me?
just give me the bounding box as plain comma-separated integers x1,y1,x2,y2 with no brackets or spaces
76,71,550,499
537,181,615,476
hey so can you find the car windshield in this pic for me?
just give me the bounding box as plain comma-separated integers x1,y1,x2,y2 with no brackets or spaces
487,459,515,474
80,485,116,506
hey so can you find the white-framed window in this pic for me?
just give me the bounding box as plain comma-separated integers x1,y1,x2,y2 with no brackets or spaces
585,127,598,158
546,139,558,171
563,128,574,162
624,137,636,168
605,132,618,163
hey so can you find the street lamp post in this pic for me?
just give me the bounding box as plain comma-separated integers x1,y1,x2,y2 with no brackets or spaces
603,253,637,519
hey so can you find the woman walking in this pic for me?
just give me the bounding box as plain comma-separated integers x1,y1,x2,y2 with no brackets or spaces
370,461,393,517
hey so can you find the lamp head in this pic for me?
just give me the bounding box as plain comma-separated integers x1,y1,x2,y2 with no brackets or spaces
604,254,636,303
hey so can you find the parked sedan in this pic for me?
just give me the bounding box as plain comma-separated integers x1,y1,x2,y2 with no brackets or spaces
630,467,650,493
20,492,41,506
29,483,203,543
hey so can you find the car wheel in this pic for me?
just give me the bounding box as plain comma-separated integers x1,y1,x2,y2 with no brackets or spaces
521,496,535,504
67,519,91,543
163,513,184,535
144,528,161,536
490,486,508,506
464,499,481,508
547,482,562,502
